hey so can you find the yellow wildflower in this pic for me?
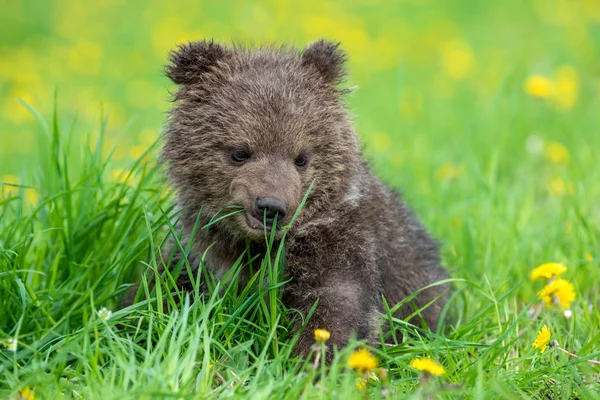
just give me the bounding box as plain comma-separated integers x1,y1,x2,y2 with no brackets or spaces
530,262,567,281
441,39,475,80
348,348,378,373
409,358,446,376
130,145,147,160
547,177,574,197
532,325,552,353
1,174,19,198
539,279,576,308
19,386,35,400
553,66,579,110
585,253,593,262
544,141,570,164
111,169,136,184
314,328,331,343
525,75,553,98
24,188,38,205
437,162,464,181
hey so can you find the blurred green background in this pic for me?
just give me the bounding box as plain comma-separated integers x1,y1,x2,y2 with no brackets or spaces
1,0,599,202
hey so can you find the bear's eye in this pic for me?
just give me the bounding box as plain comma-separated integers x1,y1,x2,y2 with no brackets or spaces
231,148,251,164
294,153,308,168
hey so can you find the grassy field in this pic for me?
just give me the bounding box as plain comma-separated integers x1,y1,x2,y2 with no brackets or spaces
1,0,600,398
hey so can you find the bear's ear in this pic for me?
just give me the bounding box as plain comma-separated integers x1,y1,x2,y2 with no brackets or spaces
165,40,231,85
301,39,346,84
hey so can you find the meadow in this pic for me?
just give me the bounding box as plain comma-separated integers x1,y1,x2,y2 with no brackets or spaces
1,0,600,398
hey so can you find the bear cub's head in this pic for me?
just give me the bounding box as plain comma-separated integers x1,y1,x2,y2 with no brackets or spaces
162,40,360,242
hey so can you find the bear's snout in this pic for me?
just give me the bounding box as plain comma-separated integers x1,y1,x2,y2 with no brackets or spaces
254,197,287,225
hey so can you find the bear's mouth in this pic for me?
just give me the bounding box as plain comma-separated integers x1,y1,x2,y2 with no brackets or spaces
245,212,273,232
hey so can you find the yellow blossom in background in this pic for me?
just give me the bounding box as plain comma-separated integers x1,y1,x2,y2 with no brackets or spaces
532,325,552,353
530,262,567,281
547,177,574,197
553,66,579,110
314,329,331,343
130,145,147,160
24,188,39,205
110,169,136,184
437,162,464,181
441,39,475,80
585,253,594,262
348,348,378,373
539,278,576,308
544,141,570,164
1,175,19,198
524,75,553,98
409,358,446,376
372,132,392,154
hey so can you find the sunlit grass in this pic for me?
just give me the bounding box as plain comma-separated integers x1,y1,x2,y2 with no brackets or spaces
2,0,600,398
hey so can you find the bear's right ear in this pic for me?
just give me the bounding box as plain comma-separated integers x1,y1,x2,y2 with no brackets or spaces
165,40,231,85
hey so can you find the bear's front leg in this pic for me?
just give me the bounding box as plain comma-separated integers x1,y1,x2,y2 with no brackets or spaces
284,277,383,357
284,229,384,358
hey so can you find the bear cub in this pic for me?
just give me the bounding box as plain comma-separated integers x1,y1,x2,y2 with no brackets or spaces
159,39,449,355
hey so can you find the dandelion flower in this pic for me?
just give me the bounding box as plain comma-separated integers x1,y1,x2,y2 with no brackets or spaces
525,75,553,98
97,307,112,321
585,253,593,262
539,279,576,308
543,141,570,164
530,262,567,281
314,329,331,343
409,358,446,376
348,348,378,373
20,387,35,400
532,325,552,353
553,66,579,110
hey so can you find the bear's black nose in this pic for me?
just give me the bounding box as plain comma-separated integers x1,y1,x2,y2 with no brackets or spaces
254,197,287,225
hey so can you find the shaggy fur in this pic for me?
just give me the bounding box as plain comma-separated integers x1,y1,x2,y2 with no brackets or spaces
155,39,449,355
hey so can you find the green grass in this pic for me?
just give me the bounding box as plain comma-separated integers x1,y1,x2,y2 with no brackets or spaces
1,75,599,399
2,1,600,398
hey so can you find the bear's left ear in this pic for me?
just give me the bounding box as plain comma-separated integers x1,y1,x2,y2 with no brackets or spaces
301,39,346,84
165,40,232,85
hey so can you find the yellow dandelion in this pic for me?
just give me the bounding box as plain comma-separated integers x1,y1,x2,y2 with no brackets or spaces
19,386,35,400
314,328,331,343
553,66,579,110
547,178,572,197
441,39,475,80
110,169,135,184
532,325,552,353
130,145,147,160
544,141,570,164
1,174,19,198
530,262,567,281
24,188,38,205
585,253,593,262
348,348,378,373
409,358,446,376
436,162,465,181
539,279,576,308
525,75,553,98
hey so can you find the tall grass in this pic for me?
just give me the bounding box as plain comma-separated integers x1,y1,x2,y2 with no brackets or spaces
1,92,600,399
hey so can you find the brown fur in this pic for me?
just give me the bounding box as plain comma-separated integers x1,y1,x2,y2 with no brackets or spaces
148,39,449,355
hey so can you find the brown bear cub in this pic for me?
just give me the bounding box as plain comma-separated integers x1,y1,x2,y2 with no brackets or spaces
159,39,449,355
